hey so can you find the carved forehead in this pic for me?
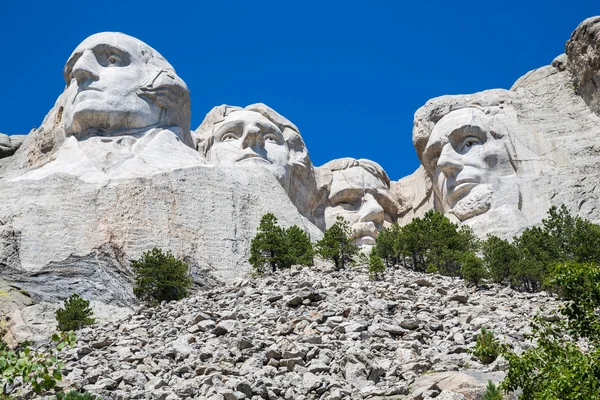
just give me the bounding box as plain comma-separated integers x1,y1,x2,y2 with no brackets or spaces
426,108,491,151
330,167,387,194
216,110,281,132
64,32,173,82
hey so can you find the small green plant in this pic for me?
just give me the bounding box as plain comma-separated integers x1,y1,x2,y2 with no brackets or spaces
368,249,385,280
483,380,503,400
131,248,193,306
471,327,500,365
55,294,96,332
0,331,77,396
55,390,100,399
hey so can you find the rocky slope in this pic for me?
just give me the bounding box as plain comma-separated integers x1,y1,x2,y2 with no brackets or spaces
22,263,559,400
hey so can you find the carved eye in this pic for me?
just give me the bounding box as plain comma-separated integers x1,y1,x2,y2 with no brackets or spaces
108,55,121,65
461,136,482,151
221,133,238,142
264,134,279,143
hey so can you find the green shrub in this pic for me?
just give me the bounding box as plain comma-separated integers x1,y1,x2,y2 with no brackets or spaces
315,216,359,270
249,213,291,274
483,380,503,400
55,390,100,399
461,252,488,287
471,327,500,365
131,248,193,306
501,262,600,399
0,331,76,396
55,294,95,332
285,225,314,267
368,249,385,280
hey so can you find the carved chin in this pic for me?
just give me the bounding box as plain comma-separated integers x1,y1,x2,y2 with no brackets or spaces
450,184,492,221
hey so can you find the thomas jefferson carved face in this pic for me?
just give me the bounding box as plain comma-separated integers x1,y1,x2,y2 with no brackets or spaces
208,110,291,181
322,160,396,249
422,108,514,220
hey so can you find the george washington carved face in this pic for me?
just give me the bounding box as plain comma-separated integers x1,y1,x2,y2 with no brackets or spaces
62,32,192,146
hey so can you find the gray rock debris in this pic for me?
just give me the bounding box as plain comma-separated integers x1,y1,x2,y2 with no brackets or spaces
21,262,554,399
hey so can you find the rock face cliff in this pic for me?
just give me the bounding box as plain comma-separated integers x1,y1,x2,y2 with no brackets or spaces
3,18,600,348
404,17,600,238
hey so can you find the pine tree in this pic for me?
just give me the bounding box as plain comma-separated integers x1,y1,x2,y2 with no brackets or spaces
315,216,359,270
55,293,95,332
483,381,503,400
131,248,192,306
368,249,385,280
249,213,290,274
461,251,488,287
286,225,314,267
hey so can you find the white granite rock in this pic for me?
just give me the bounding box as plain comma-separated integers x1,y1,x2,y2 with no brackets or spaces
195,103,319,222
315,158,401,251
403,16,600,238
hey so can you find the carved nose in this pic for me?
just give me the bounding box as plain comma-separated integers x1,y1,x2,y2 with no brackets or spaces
437,143,463,178
241,125,263,149
71,50,100,86
358,193,384,225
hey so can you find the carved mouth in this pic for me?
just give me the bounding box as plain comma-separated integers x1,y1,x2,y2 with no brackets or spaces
236,154,270,164
448,180,479,193
72,87,102,103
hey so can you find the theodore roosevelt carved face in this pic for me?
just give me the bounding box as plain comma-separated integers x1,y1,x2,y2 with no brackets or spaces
422,108,515,220
320,158,398,249
62,32,192,146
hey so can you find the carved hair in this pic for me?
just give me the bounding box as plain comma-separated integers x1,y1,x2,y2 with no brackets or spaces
318,158,391,188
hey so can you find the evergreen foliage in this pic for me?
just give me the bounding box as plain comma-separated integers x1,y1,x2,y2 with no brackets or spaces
501,262,600,399
481,236,518,285
481,205,600,292
315,216,359,270
461,252,488,287
374,222,401,267
368,249,385,280
471,327,500,365
249,213,314,275
55,294,95,332
249,213,290,274
373,211,478,278
55,390,99,400
483,380,503,400
131,248,192,306
285,225,314,267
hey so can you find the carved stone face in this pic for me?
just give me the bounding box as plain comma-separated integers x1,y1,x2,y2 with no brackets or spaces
422,108,513,220
209,110,290,181
62,32,162,135
324,166,396,248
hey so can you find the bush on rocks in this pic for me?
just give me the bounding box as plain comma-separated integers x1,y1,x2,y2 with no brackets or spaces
315,216,359,270
56,390,99,400
0,331,76,397
368,249,385,280
501,261,600,399
131,248,192,306
249,213,314,275
55,293,95,332
483,381,503,400
471,327,500,365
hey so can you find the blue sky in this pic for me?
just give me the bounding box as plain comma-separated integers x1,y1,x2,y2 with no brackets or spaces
1,1,598,180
